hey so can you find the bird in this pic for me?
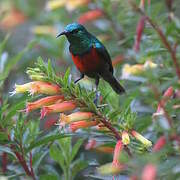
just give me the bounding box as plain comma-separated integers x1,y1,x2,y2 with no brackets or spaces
56,22,125,95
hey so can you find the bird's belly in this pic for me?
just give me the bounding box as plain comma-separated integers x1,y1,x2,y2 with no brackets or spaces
71,48,101,74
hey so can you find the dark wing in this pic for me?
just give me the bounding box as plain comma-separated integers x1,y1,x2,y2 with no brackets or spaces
94,42,114,74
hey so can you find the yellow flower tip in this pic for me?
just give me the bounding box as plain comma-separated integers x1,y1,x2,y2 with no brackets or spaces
66,0,89,11
69,120,98,132
144,60,157,69
41,101,76,119
30,81,61,95
31,25,57,36
131,130,152,147
14,82,34,94
45,0,66,11
26,95,64,113
122,131,130,145
97,162,125,175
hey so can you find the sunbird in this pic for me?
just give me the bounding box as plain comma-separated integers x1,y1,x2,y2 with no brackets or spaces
56,23,125,94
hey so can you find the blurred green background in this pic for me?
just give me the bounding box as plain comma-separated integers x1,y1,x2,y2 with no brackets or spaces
0,0,180,179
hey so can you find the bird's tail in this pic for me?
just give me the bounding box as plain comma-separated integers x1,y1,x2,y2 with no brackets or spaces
101,73,125,94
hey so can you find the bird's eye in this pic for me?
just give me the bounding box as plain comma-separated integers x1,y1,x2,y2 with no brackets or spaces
71,29,79,34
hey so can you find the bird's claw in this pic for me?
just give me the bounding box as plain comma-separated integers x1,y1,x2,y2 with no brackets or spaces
93,91,100,107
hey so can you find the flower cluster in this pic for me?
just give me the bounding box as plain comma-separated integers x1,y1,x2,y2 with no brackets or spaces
13,63,153,176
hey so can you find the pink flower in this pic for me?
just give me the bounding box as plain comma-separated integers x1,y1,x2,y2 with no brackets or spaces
41,101,76,119
141,164,157,180
26,95,64,113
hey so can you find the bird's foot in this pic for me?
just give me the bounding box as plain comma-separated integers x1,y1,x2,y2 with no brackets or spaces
93,91,100,107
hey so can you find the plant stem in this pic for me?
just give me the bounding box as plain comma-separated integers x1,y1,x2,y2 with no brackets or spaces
128,0,180,80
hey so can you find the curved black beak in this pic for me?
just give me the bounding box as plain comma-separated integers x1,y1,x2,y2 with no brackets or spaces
56,31,67,38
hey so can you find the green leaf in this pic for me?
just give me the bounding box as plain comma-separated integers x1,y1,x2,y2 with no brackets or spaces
0,132,8,141
63,68,70,86
49,144,66,172
58,137,71,165
71,138,84,161
0,34,10,55
40,174,59,180
0,145,16,158
71,159,88,179
1,40,37,80
26,134,69,153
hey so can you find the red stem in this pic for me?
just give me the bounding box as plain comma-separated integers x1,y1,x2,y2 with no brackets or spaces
30,152,35,179
2,152,7,173
129,0,180,80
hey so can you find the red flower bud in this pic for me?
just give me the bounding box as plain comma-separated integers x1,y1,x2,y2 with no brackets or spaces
112,140,123,167
78,9,104,24
133,16,146,52
142,164,157,180
155,86,174,115
152,135,166,152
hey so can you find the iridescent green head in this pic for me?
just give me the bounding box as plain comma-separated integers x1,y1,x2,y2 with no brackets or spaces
56,23,92,54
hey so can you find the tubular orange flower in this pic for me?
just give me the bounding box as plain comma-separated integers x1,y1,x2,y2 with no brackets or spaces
60,112,94,125
30,81,61,95
112,140,123,167
26,95,64,113
141,164,157,180
78,9,104,24
131,130,152,147
13,81,61,95
95,146,114,154
152,135,166,152
122,131,130,145
41,101,76,119
69,120,98,132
